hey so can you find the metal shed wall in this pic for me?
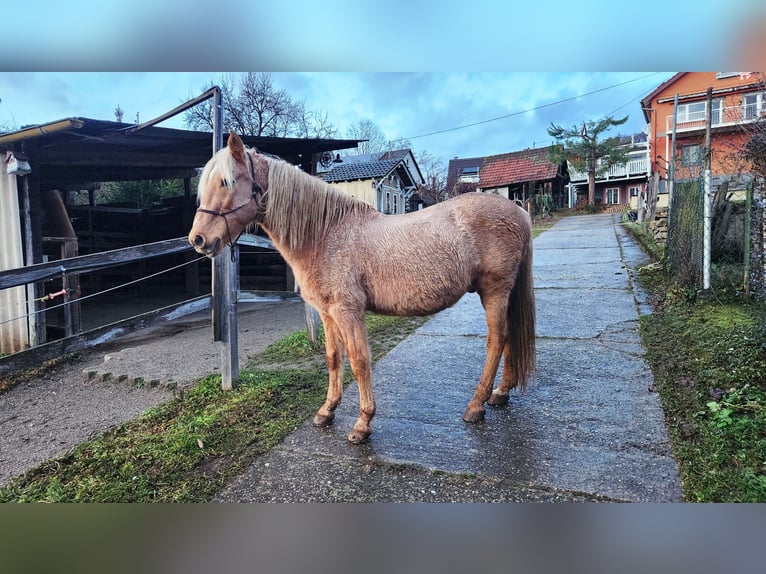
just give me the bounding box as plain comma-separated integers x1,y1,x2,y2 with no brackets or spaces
0,168,28,354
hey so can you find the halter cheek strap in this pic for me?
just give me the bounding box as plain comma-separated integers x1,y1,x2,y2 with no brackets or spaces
196,152,262,261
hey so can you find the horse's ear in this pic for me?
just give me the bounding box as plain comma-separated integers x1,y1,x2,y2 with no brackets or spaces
227,131,245,162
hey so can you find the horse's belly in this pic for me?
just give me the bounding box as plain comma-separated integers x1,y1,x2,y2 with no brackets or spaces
366,275,469,317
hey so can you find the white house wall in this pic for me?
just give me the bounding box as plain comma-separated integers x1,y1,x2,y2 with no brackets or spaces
0,168,29,354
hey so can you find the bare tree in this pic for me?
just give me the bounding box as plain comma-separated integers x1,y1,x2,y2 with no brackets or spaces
295,105,339,139
345,119,388,155
183,73,337,139
416,150,447,203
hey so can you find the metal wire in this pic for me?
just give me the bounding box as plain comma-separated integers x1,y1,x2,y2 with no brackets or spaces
0,255,207,327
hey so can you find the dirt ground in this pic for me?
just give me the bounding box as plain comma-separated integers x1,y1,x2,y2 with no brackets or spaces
0,300,307,487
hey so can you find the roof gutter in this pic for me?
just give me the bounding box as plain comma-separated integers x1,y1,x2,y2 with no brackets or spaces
0,118,85,147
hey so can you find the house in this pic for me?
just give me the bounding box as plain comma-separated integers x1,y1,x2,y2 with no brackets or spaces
446,156,483,195
567,132,651,210
477,147,569,209
320,149,424,214
640,72,766,198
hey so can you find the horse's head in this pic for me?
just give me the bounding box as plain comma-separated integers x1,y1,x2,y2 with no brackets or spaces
188,131,269,257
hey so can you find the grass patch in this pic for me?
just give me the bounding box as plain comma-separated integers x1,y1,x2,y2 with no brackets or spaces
0,314,426,503
639,287,766,501
624,222,766,501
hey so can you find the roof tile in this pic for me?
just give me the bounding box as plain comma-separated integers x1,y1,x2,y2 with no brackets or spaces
480,148,560,188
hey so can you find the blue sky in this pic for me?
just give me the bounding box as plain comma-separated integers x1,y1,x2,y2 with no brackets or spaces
0,72,671,163
1,1,764,163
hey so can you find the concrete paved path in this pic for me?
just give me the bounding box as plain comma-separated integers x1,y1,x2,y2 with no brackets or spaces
216,213,683,502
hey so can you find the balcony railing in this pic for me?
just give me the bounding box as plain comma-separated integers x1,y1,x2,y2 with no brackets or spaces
666,103,765,135
569,158,649,183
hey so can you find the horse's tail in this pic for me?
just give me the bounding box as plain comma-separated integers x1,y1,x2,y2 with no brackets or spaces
507,232,536,390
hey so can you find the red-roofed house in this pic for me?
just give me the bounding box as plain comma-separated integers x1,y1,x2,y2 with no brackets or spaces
478,147,569,208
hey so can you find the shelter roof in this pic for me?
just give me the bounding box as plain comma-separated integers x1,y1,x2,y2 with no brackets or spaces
0,117,361,189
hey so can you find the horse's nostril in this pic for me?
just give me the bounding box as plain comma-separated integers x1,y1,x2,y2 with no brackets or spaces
193,234,205,248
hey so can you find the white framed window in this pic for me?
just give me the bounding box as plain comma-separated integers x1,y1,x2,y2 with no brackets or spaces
605,187,620,205
629,185,640,197
458,166,480,183
742,92,764,120
677,99,722,124
393,194,399,214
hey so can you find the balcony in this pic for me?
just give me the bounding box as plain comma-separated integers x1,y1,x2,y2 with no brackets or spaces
569,158,649,183
665,103,765,135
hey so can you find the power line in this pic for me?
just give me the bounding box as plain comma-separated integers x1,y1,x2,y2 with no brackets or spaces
403,72,664,141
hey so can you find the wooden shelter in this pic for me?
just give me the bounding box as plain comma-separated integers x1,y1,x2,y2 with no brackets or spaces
0,117,360,353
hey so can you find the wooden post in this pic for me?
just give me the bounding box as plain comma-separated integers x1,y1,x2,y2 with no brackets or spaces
208,86,239,389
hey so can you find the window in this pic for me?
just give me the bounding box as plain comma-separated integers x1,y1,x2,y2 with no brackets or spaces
393,195,399,214
681,144,701,166
629,185,640,197
743,92,764,120
605,187,620,205
677,101,706,123
677,99,722,124
458,166,480,183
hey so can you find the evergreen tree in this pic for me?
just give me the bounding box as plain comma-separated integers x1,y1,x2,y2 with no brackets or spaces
547,115,632,206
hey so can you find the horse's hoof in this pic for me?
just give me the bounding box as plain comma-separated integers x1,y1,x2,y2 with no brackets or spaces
487,392,509,407
347,429,371,444
312,412,335,427
462,407,485,423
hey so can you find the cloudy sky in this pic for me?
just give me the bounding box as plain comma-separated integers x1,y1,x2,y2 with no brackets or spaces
0,1,763,165
0,72,672,163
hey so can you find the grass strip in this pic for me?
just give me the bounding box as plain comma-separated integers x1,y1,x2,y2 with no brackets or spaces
0,314,426,502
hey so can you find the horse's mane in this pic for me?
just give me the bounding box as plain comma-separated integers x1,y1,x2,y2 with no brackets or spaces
199,147,376,251
263,155,378,251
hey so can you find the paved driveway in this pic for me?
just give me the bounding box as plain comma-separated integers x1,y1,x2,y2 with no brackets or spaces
216,214,683,502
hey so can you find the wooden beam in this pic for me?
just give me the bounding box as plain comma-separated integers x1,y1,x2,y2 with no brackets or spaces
0,237,193,290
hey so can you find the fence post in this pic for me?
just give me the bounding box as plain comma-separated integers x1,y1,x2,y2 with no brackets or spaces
209,87,239,390
702,88,713,291
743,182,752,300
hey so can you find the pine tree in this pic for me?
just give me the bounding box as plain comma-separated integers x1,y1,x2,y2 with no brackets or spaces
547,115,632,206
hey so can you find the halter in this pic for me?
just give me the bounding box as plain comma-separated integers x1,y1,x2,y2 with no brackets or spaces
196,152,262,261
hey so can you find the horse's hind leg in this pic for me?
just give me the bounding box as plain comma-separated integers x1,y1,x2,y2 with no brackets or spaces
313,313,345,427
463,294,507,422
487,338,516,407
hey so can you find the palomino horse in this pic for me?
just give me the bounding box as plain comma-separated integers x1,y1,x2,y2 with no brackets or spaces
189,132,536,444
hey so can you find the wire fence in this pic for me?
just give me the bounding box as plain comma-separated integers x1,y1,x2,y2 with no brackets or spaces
665,175,765,300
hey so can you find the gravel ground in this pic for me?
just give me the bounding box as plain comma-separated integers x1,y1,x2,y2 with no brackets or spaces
0,300,307,487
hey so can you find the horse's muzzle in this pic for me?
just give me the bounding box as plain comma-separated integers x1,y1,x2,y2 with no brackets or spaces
189,234,221,258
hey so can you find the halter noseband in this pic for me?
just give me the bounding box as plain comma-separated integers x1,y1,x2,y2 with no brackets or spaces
196,152,262,261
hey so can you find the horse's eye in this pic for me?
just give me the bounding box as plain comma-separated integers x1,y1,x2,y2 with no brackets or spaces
220,179,228,188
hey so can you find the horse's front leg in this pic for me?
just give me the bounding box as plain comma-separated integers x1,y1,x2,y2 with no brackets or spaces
313,312,345,427
335,309,375,444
